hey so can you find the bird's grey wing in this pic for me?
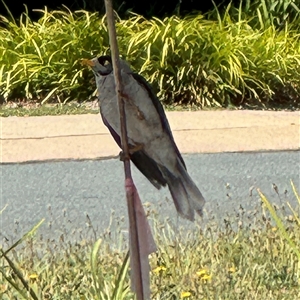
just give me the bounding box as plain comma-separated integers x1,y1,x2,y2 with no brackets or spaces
131,73,186,170
100,111,167,189
100,110,122,147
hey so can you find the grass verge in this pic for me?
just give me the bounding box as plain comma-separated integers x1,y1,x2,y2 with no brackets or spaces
0,102,98,117
0,100,232,117
1,182,299,299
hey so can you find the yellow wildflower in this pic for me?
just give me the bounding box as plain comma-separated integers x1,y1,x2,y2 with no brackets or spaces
196,269,208,277
197,268,212,281
29,273,38,282
228,266,236,273
201,274,212,281
153,266,166,274
181,291,191,298
272,227,277,232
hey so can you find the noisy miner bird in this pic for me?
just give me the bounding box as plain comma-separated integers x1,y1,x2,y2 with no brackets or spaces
86,55,205,221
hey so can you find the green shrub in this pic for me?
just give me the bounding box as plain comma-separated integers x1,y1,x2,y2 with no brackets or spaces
0,7,108,103
0,5,299,108
241,0,300,30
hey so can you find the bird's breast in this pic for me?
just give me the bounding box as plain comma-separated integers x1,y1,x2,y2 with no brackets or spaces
97,72,164,146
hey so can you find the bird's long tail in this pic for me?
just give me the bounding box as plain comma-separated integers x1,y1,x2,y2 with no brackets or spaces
162,159,205,221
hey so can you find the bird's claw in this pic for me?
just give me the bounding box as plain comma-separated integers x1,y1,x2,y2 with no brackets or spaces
119,144,144,161
129,143,144,154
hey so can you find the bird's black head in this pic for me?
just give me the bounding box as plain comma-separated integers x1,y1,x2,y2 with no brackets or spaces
87,55,132,76
97,55,112,66
90,55,113,76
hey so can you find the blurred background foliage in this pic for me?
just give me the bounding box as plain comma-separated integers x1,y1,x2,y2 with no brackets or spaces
0,0,242,19
1,0,299,22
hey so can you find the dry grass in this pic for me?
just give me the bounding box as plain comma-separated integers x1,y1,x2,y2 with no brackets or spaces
1,182,299,299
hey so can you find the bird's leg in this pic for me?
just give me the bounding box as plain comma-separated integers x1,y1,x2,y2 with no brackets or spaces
119,143,144,161
120,91,145,120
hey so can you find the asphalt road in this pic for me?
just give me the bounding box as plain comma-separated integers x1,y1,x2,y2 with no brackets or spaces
1,151,299,245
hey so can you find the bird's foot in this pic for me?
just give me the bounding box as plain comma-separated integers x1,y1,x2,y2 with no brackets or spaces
129,143,144,153
119,144,144,161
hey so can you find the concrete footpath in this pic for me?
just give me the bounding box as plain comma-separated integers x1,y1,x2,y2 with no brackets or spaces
1,110,299,163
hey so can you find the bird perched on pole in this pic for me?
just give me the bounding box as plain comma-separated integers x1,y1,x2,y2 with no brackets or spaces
85,55,205,221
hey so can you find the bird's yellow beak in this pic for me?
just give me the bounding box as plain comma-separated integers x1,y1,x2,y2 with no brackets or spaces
81,59,95,67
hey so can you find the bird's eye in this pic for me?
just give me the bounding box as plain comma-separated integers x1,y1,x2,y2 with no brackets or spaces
97,55,112,66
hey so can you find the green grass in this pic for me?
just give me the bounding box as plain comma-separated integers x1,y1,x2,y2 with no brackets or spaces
1,183,299,299
0,102,98,117
0,2,299,110
0,98,296,118
0,101,225,117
